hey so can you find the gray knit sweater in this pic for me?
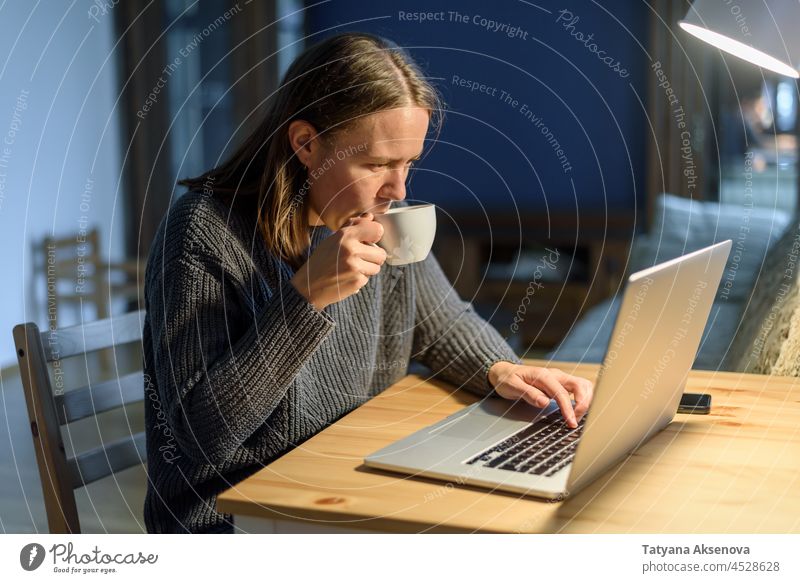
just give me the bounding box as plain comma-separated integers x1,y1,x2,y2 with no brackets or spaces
142,192,521,533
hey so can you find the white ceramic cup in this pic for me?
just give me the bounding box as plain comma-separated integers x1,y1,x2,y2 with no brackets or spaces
373,203,437,266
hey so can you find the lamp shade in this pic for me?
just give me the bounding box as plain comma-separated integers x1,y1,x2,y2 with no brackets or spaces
679,0,800,78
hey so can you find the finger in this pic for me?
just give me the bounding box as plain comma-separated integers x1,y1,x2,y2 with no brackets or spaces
337,245,385,279
519,388,550,409
357,242,387,265
553,372,594,421
522,369,577,428
350,220,384,244
501,375,550,408
350,276,368,295
357,257,382,276
343,212,374,228
347,212,374,225
345,272,369,290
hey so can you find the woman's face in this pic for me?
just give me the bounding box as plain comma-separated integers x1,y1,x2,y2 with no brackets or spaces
292,106,430,230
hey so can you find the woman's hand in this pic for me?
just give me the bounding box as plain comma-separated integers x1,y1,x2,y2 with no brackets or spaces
488,362,594,429
290,213,387,310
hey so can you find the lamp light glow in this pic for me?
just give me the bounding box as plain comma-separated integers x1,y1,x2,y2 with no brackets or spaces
680,0,800,78
678,21,799,78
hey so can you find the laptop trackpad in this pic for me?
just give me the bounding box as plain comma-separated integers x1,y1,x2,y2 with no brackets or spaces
433,400,550,440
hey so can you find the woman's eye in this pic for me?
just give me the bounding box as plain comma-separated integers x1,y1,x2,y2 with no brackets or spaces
369,161,415,171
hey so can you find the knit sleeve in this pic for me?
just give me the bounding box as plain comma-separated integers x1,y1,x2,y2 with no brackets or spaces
411,252,522,397
145,246,335,466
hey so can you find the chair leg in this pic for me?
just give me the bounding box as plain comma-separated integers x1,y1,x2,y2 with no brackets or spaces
14,323,82,534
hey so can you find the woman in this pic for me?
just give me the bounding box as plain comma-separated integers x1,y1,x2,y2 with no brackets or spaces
142,32,593,534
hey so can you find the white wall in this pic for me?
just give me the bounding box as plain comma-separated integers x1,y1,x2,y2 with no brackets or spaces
0,1,125,366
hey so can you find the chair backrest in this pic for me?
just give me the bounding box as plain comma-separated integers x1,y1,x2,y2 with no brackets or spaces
34,229,145,379
13,310,147,534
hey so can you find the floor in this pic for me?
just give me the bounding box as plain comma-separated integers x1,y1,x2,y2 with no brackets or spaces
0,357,148,534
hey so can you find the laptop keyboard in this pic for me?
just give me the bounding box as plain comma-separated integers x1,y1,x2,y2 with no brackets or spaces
464,409,587,477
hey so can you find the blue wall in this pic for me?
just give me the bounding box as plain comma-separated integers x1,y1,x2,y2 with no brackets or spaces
0,1,124,366
306,0,649,220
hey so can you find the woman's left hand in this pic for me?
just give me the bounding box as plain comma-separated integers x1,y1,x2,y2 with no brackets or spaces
487,362,594,429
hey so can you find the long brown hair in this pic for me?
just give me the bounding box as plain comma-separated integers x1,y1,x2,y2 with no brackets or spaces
179,32,442,268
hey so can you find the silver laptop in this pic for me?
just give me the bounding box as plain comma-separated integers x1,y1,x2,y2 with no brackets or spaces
364,240,732,499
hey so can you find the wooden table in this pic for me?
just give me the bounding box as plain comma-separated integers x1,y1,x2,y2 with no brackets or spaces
217,360,800,533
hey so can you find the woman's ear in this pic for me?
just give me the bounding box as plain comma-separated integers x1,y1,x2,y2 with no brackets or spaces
287,120,319,169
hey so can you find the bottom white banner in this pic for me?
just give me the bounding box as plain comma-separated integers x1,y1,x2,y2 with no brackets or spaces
1,534,798,582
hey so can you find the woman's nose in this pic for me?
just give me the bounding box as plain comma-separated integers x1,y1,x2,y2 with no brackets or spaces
381,168,407,201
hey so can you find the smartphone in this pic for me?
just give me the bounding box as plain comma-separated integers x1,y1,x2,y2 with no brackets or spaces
678,392,711,414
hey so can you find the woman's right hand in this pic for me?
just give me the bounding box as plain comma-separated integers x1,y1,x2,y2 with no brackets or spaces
290,212,387,310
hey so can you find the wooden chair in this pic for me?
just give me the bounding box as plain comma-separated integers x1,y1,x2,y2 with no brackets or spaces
34,228,144,377
35,227,144,328
13,310,147,533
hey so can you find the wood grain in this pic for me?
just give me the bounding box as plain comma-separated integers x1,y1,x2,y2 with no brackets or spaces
217,360,800,533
